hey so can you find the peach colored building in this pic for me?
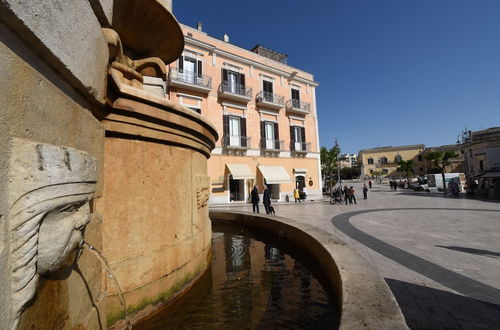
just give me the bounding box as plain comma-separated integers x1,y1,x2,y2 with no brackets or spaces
167,23,322,203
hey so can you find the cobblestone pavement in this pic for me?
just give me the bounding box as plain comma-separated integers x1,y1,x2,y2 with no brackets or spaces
210,183,500,329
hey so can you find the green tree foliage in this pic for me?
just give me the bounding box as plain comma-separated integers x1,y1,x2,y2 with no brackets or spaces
340,167,360,179
320,141,341,193
397,159,416,185
424,151,458,194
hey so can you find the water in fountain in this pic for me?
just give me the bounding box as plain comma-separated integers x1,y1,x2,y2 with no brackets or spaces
82,241,132,329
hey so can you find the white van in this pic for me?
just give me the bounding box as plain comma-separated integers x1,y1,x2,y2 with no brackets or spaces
427,173,466,192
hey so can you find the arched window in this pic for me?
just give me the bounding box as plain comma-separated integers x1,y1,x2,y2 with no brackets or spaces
380,156,388,164
395,155,402,163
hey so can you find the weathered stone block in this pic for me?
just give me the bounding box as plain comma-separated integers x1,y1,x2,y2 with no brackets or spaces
0,0,109,104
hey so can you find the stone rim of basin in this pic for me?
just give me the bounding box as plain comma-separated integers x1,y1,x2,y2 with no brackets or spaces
209,210,409,330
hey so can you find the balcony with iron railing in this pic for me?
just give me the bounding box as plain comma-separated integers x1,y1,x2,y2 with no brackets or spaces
260,138,284,152
218,82,253,103
256,91,285,110
222,134,251,150
290,141,311,154
286,99,311,115
168,67,212,93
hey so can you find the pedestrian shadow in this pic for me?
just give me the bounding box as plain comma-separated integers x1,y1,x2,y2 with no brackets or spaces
435,245,500,259
385,278,500,330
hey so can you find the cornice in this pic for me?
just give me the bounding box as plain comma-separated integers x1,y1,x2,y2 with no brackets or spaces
184,36,320,88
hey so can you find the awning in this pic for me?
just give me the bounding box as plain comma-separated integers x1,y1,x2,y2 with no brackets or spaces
294,168,308,174
258,166,292,184
226,164,254,180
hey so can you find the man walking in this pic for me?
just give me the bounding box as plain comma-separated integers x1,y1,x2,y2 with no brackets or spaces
350,186,357,204
363,183,368,199
368,180,372,189
263,185,271,214
344,185,351,205
251,185,260,213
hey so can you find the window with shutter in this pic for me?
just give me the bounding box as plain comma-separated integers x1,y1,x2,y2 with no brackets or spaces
240,117,247,147
274,122,280,149
178,56,184,73
197,60,203,78
291,88,300,108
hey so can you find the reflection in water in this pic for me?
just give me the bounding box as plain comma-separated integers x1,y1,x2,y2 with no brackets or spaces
135,225,339,329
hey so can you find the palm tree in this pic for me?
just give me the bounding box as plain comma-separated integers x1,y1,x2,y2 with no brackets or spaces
320,141,340,193
397,160,416,186
424,151,458,194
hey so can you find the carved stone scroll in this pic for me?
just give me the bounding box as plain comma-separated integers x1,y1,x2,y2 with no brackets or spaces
196,176,210,209
6,139,96,329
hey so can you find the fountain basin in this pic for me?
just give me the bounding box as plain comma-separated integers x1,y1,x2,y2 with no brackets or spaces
209,211,408,330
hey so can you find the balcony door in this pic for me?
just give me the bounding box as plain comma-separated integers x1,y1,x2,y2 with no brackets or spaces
263,80,273,102
222,69,245,95
229,116,241,147
294,126,303,151
228,71,239,94
291,88,300,108
265,122,275,149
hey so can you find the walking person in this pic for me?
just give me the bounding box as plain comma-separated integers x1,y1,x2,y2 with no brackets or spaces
251,185,260,213
350,186,357,204
363,184,368,199
263,185,271,214
344,185,351,205
293,186,301,203
368,180,372,189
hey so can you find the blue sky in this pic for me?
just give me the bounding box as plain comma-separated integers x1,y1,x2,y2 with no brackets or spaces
173,0,500,154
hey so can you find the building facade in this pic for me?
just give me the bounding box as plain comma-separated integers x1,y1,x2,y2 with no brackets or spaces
462,127,500,198
340,153,357,168
167,24,322,203
423,144,464,174
358,145,426,178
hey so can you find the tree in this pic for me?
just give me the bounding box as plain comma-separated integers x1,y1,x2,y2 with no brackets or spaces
320,141,340,193
424,151,458,194
397,160,416,186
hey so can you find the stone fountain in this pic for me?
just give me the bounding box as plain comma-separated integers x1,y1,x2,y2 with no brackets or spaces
1,0,215,328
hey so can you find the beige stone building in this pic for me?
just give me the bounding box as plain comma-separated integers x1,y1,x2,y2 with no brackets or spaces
358,144,427,178
167,24,322,203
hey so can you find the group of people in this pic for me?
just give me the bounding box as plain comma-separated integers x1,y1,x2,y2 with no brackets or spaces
293,187,307,203
389,180,400,190
250,185,272,214
337,180,372,203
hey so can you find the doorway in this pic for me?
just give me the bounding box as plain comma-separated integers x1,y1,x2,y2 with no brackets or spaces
295,175,306,191
267,184,280,200
229,176,244,201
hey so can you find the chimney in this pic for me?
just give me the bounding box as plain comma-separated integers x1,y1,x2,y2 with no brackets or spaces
223,34,229,42
197,22,203,31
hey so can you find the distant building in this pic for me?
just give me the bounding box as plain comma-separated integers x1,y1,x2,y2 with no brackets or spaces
422,144,464,174
461,127,500,198
340,154,357,168
358,145,426,178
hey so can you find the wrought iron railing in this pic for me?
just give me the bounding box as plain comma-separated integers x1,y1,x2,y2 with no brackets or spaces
290,141,311,152
256,91,285,106
219,82,253,98
168,67,212,89
286,99,311,113
260,138,283,151
222,135,251,149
